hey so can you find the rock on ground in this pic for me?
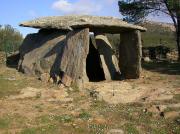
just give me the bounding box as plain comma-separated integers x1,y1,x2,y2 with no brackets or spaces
85,81,178,104
8,87,73,103
85,81,146,104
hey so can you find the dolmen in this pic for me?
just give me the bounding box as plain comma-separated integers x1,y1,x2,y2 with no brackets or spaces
18,15,146,87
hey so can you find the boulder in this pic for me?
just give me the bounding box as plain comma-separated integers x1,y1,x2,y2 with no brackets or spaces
18,30,66,77
119,30,142,79
19,28,89,87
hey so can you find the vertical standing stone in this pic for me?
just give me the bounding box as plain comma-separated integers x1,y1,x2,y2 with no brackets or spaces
119,30,142,79
95,34,120,80
60,28,89,86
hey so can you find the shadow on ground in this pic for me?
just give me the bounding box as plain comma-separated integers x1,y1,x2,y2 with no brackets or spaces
142,60,180,75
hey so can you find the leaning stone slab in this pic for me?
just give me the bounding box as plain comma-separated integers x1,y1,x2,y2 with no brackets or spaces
60,28,89,86
95,34,120,80
18,31,66,76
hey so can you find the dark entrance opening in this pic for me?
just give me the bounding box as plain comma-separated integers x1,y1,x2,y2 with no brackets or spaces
86,38,105,82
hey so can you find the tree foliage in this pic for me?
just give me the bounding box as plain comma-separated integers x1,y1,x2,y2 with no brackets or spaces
119,0,149,23
118,0,180,60
0,25,23,53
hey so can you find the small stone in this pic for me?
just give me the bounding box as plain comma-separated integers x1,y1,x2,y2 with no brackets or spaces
8,87,43,99
164,111,179,119
143,108,147,113
157,105,167,112
56,75,61,83
148,105,160,113
93,118,107,124
89,89,99,99
49,77,54,84
107,129,124,134
58,84,65,89
71,111,80,117
72,123,78,128
175,118,180,125
61,74,72,87
143,57,152,62
167,103,180,108
7,77,16,81
40,73,50,82
68,87,73,91
61,98,73,103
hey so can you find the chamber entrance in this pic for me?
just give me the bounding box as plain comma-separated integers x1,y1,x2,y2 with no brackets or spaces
86,39,105,82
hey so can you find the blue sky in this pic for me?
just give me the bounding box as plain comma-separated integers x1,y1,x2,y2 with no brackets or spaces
0,0,173,36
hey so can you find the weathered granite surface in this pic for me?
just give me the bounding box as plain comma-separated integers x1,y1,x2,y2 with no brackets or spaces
20,15,146,33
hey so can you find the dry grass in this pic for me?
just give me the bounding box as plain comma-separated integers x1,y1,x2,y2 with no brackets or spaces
0,64,179,134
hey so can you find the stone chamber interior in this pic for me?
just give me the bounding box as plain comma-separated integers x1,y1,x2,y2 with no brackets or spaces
86,37,105,82
86,34,121,82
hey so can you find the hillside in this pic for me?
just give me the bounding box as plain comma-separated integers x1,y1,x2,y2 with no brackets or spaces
140,21,176,49
107,21,177,55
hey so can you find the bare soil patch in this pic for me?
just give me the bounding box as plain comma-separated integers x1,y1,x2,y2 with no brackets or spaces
0,64,179,134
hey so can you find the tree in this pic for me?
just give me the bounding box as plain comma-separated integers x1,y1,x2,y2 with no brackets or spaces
0,25,23,53
118,0,180,61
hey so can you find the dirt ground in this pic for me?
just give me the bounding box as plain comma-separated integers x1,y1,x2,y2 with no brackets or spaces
0,61,179,134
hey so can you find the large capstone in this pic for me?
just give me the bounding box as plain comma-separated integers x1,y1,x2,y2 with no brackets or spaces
20,15,146,33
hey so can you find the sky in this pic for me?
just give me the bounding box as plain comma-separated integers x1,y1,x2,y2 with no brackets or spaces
0,0,173,36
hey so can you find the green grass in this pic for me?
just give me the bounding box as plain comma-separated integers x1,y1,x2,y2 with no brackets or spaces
36,115,52,124
34,104,44,112
90,101,180,134
36,114,74,125
0,78,21,98
0,63,179,134
142,32,176,49
0,68,28,98
151,128,168,134
20,124,58,134
54,114,73,123
142,61,180,75
0,67,45,98
88,123,109,134
78,111,91,121
123,123,139,134
0,117,11,129
20,128,37,134
141,22,176,49
0,114,28,131
173,94,180,101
